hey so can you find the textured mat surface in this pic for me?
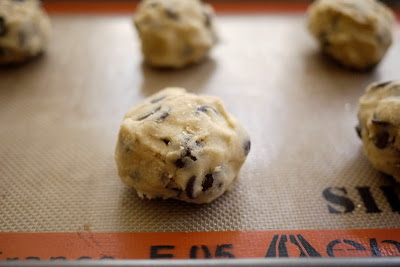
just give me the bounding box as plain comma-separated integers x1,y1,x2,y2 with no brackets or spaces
0,15,399,232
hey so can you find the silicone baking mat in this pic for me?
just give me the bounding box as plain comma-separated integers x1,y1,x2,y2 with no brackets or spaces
0,1,400,261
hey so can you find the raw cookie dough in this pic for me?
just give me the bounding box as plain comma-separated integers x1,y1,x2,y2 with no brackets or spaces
0,0,51,65
308,0,394,70
357,80,400,182
133,0,217,68
115,88,250,204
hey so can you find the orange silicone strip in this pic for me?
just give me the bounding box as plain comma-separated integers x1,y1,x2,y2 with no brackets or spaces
42,1,309,14
1,229,400,260
42,1,400,20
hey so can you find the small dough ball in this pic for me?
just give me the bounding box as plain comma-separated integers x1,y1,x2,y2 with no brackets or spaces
0,0,51,65
134,0,217,68
308,0,394,70
115,88,250,204
357,80,400,182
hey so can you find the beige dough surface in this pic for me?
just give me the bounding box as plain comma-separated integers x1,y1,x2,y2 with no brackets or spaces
308,0,394,70
115,88,250,204
133,0,217,68
357,80,400,182
0,0,51,65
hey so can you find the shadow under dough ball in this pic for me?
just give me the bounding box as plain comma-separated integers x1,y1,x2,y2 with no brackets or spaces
307,0,394,70
115,88,251,204
0,0,51,65
133,0,217,69
357,80,400,182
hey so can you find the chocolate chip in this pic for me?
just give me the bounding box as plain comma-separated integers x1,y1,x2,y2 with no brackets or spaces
373,131,389,149
243,140,251,156
138,106,161,121
120,139,130,152
165,6,179,20
202,174,214,191
175,158,185,168
0,17,7,37
186,150,197,161
355,124,362,139
162,139,170,145
204,12,211,27
197,105,219,114
218,183,223,188
373,81,392,89
174,148,197,168
186,176,196,199
372,114,391,126
157,112,169,122
195,140,203,147
150,96,166,104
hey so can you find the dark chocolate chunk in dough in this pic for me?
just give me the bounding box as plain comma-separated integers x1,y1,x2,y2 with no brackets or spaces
138,106,161,121
243,140,251,156
373,81,392,89
373,131,389,149
186,176,196,199
202,174,214,191
165,6,179,20
175,158,185,168
186,149,197,161
0,17,7,37
204,12,211,27
162,139,170,145
197,105,219,114
195,140,203,147
157,112,169,122
171,187,182,192
175,148,197,168
372,114,391,126
150,96,166,103
355,124,362,139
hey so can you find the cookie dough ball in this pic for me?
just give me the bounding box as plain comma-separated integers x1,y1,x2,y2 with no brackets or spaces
357,80,400,181
115,88,250,204
308,0,394,70
134,0,217,68
0,0,51,65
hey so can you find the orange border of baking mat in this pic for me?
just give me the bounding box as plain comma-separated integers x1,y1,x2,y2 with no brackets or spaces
42,1,400,18
1,229,400,260
42,1,309,14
